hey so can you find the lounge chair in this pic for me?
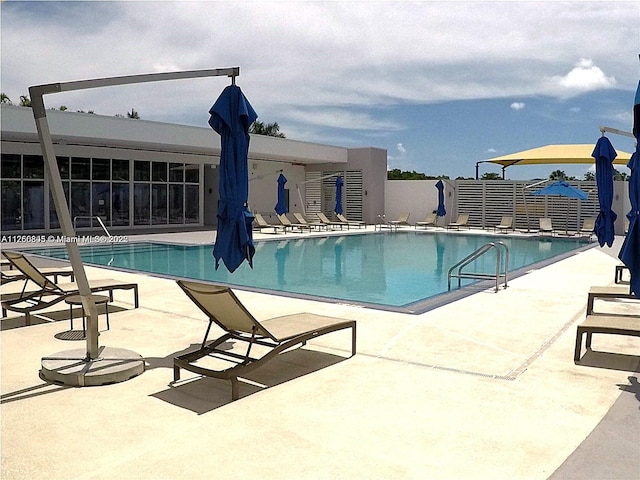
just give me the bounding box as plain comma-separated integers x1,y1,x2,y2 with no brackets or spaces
276,214,308,233
539,218,554,236
316,212,348,230
375,214,398,231
494,216,513,233
253,213,286,234
574,314,640,362
1,266,74,286
1,251,138,325
293,212,326,231
173,279,356,401
447,213,469,230
389,212,410,227
579,217,595,238
336,214,365,228
573,284,640,361
415,212,437,229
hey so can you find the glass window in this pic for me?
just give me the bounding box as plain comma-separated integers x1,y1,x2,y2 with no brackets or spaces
185,164,199,183
23,155,44,179
169,163,184,182
169,184,183,224
152,162,167,182
1,154,21,178
112,183,130,226
152,184,167,224
185,184,199,223
1,180,22,230
23,181,45,229
57,156,70,179
71,157,91,180
134,161,150,181
92,182,110,224
70,182,91,226
112,160,129,181
49,183,70,229
134,184,150,225
92,158,110,180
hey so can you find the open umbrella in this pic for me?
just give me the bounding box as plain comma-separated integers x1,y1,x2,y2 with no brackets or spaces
435,180,446,217
592,136,618,247
209,84,258,273
335,176,344,215
275,173,288,215
618,80,640,295
531,181,588,233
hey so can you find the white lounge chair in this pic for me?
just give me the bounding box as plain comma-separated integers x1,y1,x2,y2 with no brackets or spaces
539,218,554,236
415,212,437,229
447,214,469,230
494,216,513,233
389,212,410,227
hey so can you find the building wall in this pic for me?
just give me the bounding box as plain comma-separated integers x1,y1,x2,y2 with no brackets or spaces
385,180,452,225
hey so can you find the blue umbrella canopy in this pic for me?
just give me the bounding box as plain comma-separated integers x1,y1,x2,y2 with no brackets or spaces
531,181,588,199
618,80,640,295
209,84,258,273
592,136,618,247
274,173,288,215
335,176,344,215
435,180,446,216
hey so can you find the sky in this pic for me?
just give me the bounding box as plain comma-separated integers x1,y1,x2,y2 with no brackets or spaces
1,0,638,180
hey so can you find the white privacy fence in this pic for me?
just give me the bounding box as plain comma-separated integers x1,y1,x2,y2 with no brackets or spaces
386,179,630,234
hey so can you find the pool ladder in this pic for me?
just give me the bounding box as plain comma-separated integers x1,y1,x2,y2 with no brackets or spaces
448,242,509,292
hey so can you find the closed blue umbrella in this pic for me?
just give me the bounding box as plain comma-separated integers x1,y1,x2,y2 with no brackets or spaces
592,136,618,247
275,173,288,215
335,176,344,215
209,84,258,273
618,80,640,295
435,180,446,217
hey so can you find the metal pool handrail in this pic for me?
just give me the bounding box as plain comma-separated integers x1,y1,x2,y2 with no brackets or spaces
73,216,112,240
448,241,509,292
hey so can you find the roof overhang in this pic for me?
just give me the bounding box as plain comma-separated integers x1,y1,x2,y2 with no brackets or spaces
0,104,348,165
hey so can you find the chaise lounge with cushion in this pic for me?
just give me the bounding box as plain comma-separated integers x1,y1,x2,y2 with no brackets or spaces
173,279,356,401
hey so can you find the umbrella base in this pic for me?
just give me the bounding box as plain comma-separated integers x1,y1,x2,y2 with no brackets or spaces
40,347,145,387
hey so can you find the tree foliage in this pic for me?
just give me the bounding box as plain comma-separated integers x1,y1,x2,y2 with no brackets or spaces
548,169,576,181
387,169,447,180
480,172,502,180
249,121,285,138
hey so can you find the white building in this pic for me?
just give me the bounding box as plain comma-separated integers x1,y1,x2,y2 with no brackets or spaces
1,104,387,234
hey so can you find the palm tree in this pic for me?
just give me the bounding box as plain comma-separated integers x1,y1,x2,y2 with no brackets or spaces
0,93,11,104
19,95,31,107
126,108,140,119
249,121,285,138
549,169,568,181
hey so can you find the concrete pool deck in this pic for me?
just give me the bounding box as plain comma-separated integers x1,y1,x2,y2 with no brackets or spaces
1,228,639,479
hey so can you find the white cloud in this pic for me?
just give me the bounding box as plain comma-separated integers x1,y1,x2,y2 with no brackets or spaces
550,58,616,95
1,1,636,138
397,143,406,154
487,148,497,153
510,102,526,111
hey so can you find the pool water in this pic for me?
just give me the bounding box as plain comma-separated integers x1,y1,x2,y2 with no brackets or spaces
27,232,591,312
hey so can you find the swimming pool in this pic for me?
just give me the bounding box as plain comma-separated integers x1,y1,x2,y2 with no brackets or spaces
26,232,593,313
